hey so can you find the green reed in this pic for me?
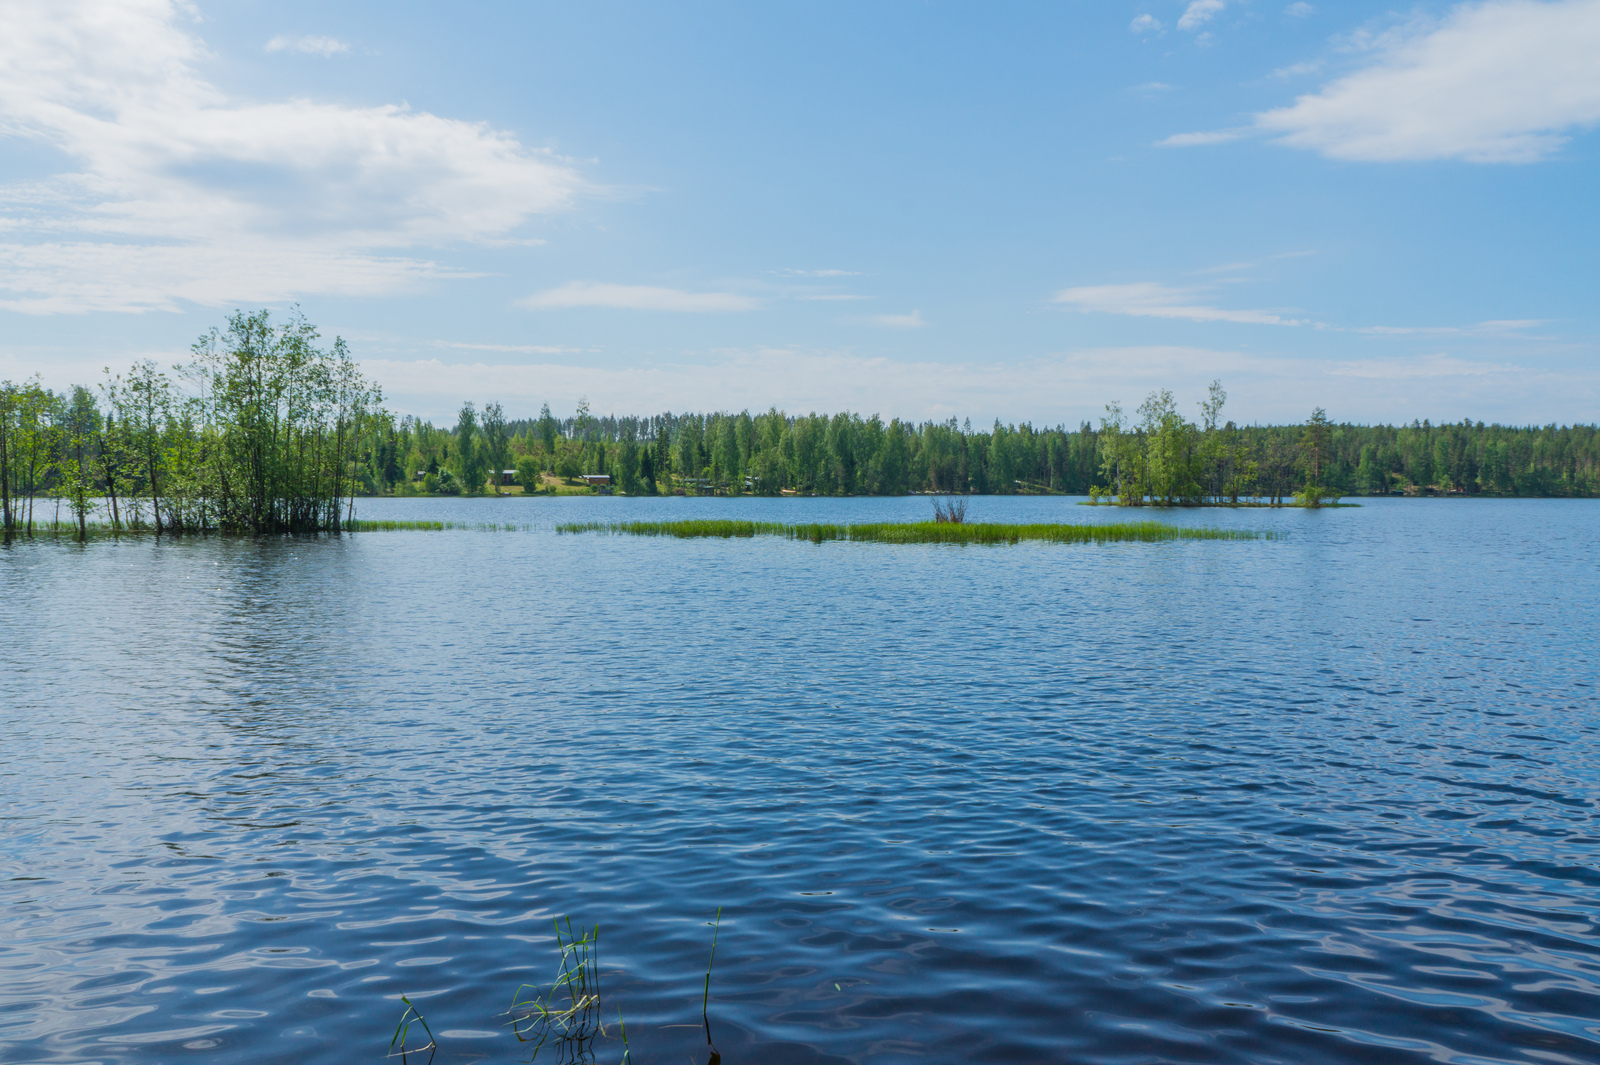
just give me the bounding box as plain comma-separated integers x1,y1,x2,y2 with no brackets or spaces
5,518,534,536
556,519,791,539
390,909,725,1065
508,917,606,1062
557,519,1279,544
388,994,437,1064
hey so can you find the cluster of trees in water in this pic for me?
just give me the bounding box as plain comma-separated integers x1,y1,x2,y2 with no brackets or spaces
0,310,380,535
4,311,1597,537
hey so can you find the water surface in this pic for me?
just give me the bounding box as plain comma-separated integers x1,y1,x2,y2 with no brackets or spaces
3,497,1597,1064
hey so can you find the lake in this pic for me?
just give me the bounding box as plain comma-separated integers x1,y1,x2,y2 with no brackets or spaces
2,496,1597,1064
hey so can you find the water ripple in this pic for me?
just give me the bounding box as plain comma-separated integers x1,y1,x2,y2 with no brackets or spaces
2,497,1597,1063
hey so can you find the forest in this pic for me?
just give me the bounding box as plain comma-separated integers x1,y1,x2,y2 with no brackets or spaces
3,313,1597,537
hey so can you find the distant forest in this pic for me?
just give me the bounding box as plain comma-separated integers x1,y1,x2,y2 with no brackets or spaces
3,311,1598,536
391,389,1596,502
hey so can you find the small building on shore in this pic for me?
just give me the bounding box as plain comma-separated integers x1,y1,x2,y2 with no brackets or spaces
581,474,611,487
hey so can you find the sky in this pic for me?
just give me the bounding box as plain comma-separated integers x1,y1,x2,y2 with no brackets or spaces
1,0,1597,427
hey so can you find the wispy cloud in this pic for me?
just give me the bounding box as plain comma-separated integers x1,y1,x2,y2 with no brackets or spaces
1355,319,1548,337
345,345,1593,428
797,293,870,301
1192,250,1318,275
0,241,465,315
1158,128,1249,148
1254,0,1600,162
870,310,927,328
519,282,759,312
774,268,861,277
10,342,1585,428
1163,1,1600,163
1285,3,1314,19
432,340,587,355
1054,282,1309,325
1269,60,1322,79
1324,353,1522,378
1130,14,1163,34
1178,1,1225,32
0,0,583,313
265,34,349,56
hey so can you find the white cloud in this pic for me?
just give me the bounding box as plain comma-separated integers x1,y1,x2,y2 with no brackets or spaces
1325,353,1519,378
1192,250,1318,274
1270,61,1322,79
1255,0,1600,162
432,340,586,355
797,293,870,301
520,282,759,313
1178,1,1225,31
775,268,861,277
1355,318,1547,336
0,0,584,312
870,310,927,328
1053,282,1309,325
8,338,1592,427
265,34,349,56
345,344,1596,427
1158,128,1249,147
1285,2,1314,18
0,241,460,314
364,347,1260,423
1130,14,1163,34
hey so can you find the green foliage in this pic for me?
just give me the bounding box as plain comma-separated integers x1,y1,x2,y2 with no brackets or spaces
555,450,583,481
8,371,1598,541
480,401,509,493
182,309,382,531
514,454,544,490
453,402,484,493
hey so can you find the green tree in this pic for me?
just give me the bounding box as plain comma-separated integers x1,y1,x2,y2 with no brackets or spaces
454,402,483,493
514,454,543,491
481,401,509,493
538,402,559,470
1297,407,1334,507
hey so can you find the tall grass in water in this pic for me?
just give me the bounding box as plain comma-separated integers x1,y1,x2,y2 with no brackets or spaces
509,917,607,1062
390,911,725,1065
558,519,1279,544
388,995,437,1064
5,518,530,536
557,519,789,539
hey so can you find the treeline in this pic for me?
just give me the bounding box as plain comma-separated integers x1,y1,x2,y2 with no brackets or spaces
379,381,1598,502
7,311,1597,538
1,310,381,536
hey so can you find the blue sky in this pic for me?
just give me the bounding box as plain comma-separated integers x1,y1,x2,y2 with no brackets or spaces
2,0,1597,426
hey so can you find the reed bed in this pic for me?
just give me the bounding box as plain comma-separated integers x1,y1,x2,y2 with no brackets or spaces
3,518,532,537
557,519,1279,544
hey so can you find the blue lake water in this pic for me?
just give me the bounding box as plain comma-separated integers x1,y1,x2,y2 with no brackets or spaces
2,496,1597,1064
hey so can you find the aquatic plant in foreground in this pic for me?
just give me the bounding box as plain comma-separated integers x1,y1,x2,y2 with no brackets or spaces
555,519,1279,544
391,911,724,1065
